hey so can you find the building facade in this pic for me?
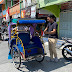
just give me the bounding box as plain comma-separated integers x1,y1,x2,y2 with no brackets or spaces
0,0,72,38
0,0,37,19
0,0,20,18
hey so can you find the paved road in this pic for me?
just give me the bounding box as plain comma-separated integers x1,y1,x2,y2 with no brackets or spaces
0,39,72,72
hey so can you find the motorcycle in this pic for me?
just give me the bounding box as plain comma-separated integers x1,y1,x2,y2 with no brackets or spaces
60,37,72,61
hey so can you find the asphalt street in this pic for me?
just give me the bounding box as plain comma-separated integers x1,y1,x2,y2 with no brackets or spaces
0,38,72,72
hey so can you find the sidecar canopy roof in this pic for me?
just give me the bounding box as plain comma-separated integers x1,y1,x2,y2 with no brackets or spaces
18,19,46,24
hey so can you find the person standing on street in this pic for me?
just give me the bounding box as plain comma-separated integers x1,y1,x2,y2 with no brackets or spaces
44,15,58,62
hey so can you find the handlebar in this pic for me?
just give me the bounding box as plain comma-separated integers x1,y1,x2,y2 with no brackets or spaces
62,37,72,43
62,37,72,40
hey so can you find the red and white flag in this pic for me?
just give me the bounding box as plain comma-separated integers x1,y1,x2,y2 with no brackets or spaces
6,7,10,22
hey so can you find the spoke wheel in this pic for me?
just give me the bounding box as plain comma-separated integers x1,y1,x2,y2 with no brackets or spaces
62,45,72,61
35,54,44,62
11,45,21,69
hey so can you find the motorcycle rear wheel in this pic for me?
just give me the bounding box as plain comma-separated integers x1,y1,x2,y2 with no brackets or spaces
62,45,72,61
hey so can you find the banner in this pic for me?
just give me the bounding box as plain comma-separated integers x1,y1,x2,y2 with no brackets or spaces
23,0,26,8
23,0,31,8
21,10,26,18
31,5,36,18
25,7,31,18
27,0,31,6
6,7,10,22
23,0,28,8
21,7,31,18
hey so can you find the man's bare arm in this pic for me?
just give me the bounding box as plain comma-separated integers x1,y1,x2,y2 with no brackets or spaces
44,29,56,34
44,27,48,33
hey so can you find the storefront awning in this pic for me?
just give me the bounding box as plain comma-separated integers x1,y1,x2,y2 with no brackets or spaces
38,0,71,8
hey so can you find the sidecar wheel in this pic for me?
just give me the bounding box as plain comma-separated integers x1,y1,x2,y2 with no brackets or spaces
35,54,44,62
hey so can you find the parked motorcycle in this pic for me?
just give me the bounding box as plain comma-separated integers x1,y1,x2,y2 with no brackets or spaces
60,37,72,61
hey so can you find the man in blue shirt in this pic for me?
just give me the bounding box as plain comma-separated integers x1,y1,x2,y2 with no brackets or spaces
44,15,58,62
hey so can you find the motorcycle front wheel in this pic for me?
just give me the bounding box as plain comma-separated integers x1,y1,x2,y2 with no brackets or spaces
62,45,72,61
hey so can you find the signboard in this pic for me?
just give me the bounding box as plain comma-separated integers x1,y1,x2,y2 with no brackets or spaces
21,7,31,18
23,0,26,8
21,10,25,18
9,3,20,16
21,5,37,18
25,7,31,18
31,5,36,18
21,0,37,18
23,0,31,8
27,0,31,6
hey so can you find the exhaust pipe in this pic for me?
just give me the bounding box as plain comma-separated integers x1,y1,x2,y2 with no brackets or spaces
64,48,72,54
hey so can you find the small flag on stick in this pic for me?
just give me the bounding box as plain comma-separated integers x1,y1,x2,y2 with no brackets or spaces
6,7,10,22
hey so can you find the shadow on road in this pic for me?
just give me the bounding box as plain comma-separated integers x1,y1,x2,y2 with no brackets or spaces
18,56,72,72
